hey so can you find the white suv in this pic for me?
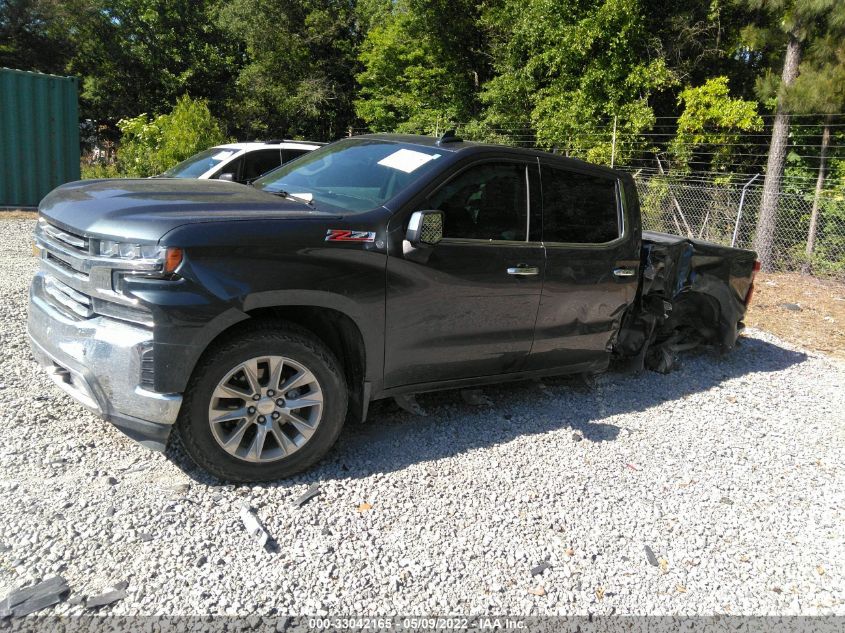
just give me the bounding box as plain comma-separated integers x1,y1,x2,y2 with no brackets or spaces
160,140,324,183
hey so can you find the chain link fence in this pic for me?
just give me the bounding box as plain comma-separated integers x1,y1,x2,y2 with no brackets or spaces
631,174,845,277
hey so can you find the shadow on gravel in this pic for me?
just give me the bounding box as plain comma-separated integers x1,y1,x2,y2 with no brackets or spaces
169,335,807,487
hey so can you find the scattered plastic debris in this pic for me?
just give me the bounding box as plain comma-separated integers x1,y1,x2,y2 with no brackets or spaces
394,394,427,416
460,389,492,406
0,576,69,617
644,545,659,567
85,582,128,609
294,483,320,508
122,463,149,474
239,503,271,549
530,561,552,576
166,482,190,494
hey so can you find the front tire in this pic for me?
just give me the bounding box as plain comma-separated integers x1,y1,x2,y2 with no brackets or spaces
176,324,347,482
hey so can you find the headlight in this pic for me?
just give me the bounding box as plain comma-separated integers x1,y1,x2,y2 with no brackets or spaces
97,238,184,278
98,240,164,260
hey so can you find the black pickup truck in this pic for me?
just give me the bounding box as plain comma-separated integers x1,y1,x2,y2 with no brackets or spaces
28,133,759,481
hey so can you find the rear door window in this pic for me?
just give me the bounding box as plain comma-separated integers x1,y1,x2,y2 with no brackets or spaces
241,150,284,182
541,166,620,244
282,149,311,163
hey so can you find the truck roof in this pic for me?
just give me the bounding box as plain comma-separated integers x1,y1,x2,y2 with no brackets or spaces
358,133,625,179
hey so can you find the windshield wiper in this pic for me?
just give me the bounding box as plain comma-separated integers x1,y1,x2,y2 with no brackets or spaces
270,190,314,207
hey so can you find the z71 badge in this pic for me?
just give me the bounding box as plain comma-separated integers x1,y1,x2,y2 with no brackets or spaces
325,229,376,243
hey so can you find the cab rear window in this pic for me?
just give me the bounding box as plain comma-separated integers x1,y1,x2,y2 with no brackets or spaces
541,166,620,244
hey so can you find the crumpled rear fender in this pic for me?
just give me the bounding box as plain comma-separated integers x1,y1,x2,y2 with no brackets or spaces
615,231,757,372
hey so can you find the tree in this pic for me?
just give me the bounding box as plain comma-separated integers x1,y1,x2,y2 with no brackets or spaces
0,0,73,74
117,95,228,176
669,77,763,176
738,0,842,270
354,0,489,135
62,0,238,122
218,0,360,141
781,31,845,271
476,0,676,164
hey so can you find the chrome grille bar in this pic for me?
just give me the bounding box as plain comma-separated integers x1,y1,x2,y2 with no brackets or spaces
42,223,88,250
44,276,93,319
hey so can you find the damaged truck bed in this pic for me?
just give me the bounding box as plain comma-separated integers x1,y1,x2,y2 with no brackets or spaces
28,133,759,481
616,231,758,374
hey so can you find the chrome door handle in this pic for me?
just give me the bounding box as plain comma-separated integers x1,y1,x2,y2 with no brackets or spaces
507,266,540,276
613,267,637,278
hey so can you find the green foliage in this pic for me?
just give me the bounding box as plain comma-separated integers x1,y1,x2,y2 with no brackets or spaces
218,0,360,140
116,96,228,177
476,0,677,164
0,0,73,74
60,0,238,122
669,77,763,175
80,161,122,179
783,33,845,114
354,0,488,135
736,0,844,104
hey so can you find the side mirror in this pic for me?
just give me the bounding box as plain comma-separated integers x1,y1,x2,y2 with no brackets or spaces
217,172,235,182
406,210,444,247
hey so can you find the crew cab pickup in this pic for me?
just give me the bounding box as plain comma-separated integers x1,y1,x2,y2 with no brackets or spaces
28,133,759,481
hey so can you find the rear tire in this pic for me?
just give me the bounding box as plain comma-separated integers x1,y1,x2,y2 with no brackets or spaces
176,323,347,482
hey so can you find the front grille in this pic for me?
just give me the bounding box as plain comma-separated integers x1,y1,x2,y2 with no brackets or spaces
42,223,88,251
35,218,155,327
45,251,89,279
43,276,93,320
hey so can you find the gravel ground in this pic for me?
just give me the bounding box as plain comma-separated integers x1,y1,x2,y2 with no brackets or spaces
0,217,843,617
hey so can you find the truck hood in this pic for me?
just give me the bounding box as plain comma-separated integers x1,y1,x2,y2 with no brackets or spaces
39,178,335,241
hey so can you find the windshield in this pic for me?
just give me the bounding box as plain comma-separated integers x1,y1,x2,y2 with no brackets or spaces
253,139,444,213
162,147,239,178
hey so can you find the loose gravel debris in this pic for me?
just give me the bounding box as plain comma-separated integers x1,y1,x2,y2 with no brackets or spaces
0,218,843,616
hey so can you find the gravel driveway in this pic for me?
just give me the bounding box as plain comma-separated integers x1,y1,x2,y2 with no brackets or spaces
1,217,843,617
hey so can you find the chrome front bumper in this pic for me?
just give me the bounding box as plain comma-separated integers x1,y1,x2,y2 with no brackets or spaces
28,272,182,450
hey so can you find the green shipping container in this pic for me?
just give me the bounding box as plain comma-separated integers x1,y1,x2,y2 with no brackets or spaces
0,68,80,208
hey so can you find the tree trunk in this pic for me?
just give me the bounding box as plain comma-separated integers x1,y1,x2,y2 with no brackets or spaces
754,34,803,271
803,116,831,274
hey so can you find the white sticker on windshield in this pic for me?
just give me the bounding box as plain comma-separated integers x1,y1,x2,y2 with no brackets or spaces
377,149,439,173
291,192,313,201
212,150,237,160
